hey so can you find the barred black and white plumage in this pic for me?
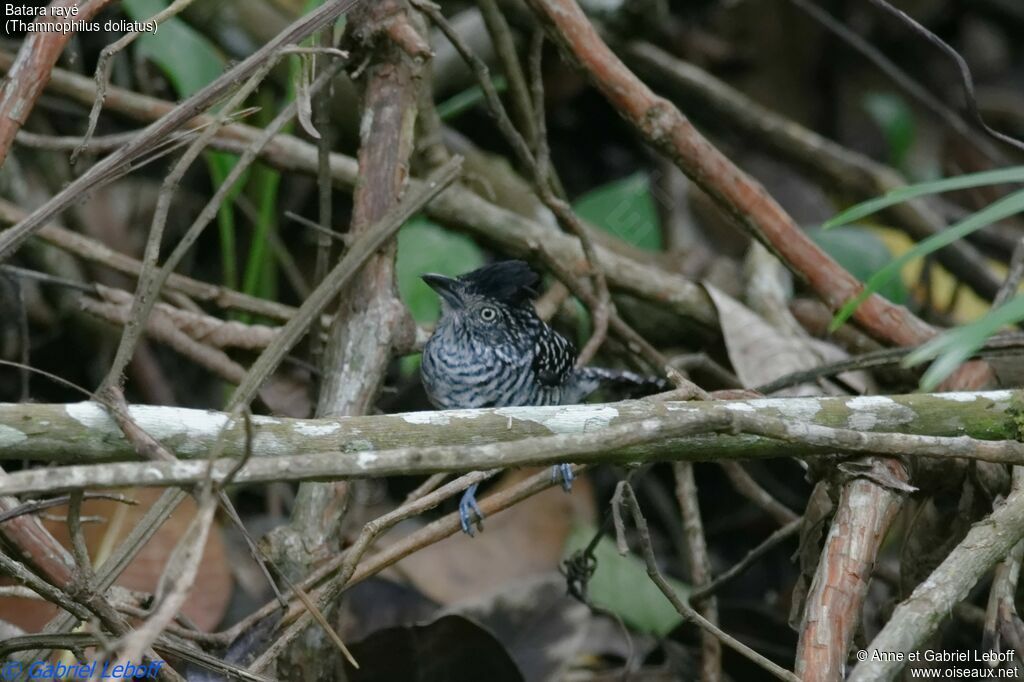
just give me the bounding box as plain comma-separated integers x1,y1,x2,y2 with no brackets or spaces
420,260,667,535
420,261,665,411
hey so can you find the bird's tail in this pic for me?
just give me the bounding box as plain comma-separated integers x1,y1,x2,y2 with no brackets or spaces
576,366,670,397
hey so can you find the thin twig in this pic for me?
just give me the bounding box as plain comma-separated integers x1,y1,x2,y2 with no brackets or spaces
250,470,499,670
0,0,116,167
415,0,613,365
994,237,1024,309
0,493,135,525
718,462,800,526
674,462,721,682
864,0,1024,155
97,51,291,393
690,518,802,601
0,0,365,263
74,0,202,162
756,332,1024,394
785,0,1006,165
228,156,462,410
0,49,719,328
616,481,800,682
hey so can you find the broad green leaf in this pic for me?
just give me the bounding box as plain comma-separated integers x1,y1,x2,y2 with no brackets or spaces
396,217,485,324
810,227,907,304
863,92,915,171
573,173,662,251
905,294,1024,390
825,166,1024,229
830,187,1024,331
564,524,689,636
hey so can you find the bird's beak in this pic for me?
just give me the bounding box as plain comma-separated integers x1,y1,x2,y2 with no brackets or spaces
422,273,462,306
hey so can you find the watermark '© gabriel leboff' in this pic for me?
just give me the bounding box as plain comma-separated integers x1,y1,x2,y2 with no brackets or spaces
0,660,164,680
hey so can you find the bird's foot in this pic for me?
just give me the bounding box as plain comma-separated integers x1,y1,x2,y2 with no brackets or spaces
551,463,574,492
458,483,484,536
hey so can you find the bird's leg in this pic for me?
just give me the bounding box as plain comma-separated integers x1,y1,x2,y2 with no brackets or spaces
458,483,484,536
552,463,574,492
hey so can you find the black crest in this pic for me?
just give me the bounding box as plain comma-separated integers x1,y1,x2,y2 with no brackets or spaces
459,260,539,305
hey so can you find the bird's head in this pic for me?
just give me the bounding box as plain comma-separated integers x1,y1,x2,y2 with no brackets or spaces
422,260,539,338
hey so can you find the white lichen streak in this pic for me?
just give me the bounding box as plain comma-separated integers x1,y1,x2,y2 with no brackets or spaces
401,411,449,426
65,402,231,447
845,395,916,431
293,421,342,437
357,452,378,469
65,402,274,458
935,390,1012,403
0,424,27,447
749,398,823,422
493,405,619,434
65,401,118,433
846,396,889,430
400,408,489,427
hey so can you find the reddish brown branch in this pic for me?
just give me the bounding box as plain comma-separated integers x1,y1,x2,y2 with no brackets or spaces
519,5,993,681
0,0,113,167
524,0,968,354
0,490,75,588
794,459,906,682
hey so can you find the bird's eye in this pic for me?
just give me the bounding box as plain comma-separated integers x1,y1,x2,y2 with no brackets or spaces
480,307,497,322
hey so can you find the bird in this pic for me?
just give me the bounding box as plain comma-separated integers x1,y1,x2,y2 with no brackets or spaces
420,260,668,535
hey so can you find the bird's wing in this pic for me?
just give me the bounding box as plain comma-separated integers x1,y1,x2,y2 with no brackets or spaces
532,327,577,387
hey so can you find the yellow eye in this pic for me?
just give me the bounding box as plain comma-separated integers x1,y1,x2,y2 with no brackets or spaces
480,307,497,322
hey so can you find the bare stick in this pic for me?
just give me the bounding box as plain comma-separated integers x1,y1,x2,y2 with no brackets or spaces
3,390,1019,466
617,481,800,682
227,156,463,410
719,462,800,526
674,462,721,682
994,237,1024,309
415,0,613,365
250,470,499,669
849,481,1024,682
0,50,718,327
522,0,991,385
97,54,284,393
795,458,906,681
864,0,1024,155
0,0,115,166
0,0,364,263
690,519,802,601
13,402,1024,495
73,0,201,162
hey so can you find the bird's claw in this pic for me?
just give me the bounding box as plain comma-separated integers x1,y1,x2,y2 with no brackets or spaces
459,483,484,536
552,463,574,492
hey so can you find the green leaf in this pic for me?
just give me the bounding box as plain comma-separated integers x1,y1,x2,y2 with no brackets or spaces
905,294,1024,390
573,173,662,251
123,0,225,98
436,75,508,121
825,166,1024,230
123,0,245,289
862,92,915,171
810,227,907,304
242,89,287,305
564,524,689,636
396,217,485,324
830,187,1024,331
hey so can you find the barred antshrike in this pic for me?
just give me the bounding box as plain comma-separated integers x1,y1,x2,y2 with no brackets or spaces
420,260,666,535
